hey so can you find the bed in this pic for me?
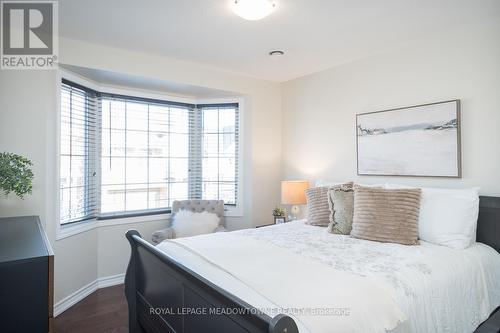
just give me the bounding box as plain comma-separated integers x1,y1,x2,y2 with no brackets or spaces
124,196,500,333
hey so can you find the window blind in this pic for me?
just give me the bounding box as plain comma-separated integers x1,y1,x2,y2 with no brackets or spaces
99,96,195,217
59,82,99,224
195,104,239,205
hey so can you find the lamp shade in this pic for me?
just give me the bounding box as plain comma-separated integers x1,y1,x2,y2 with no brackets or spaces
281,181,309,205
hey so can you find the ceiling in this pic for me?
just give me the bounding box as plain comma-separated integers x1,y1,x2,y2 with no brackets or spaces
61,64,238,99
59,0,500,82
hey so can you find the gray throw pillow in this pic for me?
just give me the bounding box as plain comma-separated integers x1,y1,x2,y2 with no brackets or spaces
327,184,354,235
350,186,422,245
305,186,331,226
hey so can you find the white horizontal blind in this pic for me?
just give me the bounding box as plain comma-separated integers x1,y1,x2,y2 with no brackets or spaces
60,82,99,224
99,96,195,216
195,104,239,205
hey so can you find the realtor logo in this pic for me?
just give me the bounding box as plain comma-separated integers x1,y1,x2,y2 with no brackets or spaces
1,1,58,69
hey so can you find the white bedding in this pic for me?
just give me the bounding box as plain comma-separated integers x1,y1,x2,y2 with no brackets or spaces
156,220,500,333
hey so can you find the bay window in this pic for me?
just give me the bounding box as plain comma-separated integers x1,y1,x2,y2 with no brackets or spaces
59,79,240,224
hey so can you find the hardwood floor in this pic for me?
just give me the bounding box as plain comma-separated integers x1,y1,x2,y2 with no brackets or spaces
54,284,128,333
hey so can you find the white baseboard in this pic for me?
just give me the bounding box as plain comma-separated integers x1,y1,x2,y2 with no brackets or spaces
54,273,125,317
97,273,126,289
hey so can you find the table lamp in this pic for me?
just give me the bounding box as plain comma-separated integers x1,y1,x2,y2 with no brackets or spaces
281,180,309,220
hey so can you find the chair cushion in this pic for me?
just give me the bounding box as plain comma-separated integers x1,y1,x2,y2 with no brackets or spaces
171,210,220,238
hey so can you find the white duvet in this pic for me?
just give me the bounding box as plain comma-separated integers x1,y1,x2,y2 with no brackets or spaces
156,220,500,333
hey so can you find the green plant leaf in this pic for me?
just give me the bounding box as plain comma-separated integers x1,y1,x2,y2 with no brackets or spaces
0,152,34,199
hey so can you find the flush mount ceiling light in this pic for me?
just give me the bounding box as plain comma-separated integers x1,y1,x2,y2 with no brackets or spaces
232,0,277,21
269,50,284,57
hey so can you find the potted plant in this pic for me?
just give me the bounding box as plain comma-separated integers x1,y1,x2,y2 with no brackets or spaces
272,207,286,224
0,152,34,199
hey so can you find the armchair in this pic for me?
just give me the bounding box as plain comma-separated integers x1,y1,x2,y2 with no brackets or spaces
151,200,226,244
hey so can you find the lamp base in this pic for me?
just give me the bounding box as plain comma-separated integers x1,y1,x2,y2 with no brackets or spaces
288,205,300,221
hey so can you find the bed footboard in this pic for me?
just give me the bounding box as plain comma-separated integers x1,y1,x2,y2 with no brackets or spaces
125,230,299,333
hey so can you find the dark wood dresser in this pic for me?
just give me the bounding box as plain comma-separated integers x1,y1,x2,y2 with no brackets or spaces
0,216,54,333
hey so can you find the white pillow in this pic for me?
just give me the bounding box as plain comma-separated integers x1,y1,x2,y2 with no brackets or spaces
354,183,385,188
385,184,480,249
315,180,383,188
315,180,348,187
171,210,220,238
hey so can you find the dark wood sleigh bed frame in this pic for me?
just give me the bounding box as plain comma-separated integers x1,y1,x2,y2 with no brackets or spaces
124,196,500,333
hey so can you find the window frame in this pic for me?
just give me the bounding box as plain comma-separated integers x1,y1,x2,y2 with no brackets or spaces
195,103,240,206
59,79,100,225
97,93,195,219
195,98,244,218
56,71,243,237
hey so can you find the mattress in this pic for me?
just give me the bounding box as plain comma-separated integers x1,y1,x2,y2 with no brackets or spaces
156,220,500,333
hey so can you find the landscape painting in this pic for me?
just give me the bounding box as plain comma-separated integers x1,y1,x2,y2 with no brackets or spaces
357,100,461,177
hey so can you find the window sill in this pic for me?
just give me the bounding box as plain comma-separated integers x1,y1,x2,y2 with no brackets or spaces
56,213,171,240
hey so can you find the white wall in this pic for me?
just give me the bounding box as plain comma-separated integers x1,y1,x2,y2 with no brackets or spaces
282,19,500,195
0,38,282,305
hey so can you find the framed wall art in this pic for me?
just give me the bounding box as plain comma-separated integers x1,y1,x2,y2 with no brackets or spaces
356,100,461,177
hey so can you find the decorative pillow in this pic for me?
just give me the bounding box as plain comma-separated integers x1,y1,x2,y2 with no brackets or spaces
327,183,354,235
386,184,480,249
351,186,422,245
171,210,220,238
305,186,331,226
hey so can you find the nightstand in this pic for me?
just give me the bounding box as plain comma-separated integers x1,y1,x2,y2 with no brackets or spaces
476,308,500,333
256,223,275,228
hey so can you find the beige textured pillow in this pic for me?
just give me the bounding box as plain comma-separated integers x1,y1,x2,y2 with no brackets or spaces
305,186,330,226
327,183,354,235
351,186,422,245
